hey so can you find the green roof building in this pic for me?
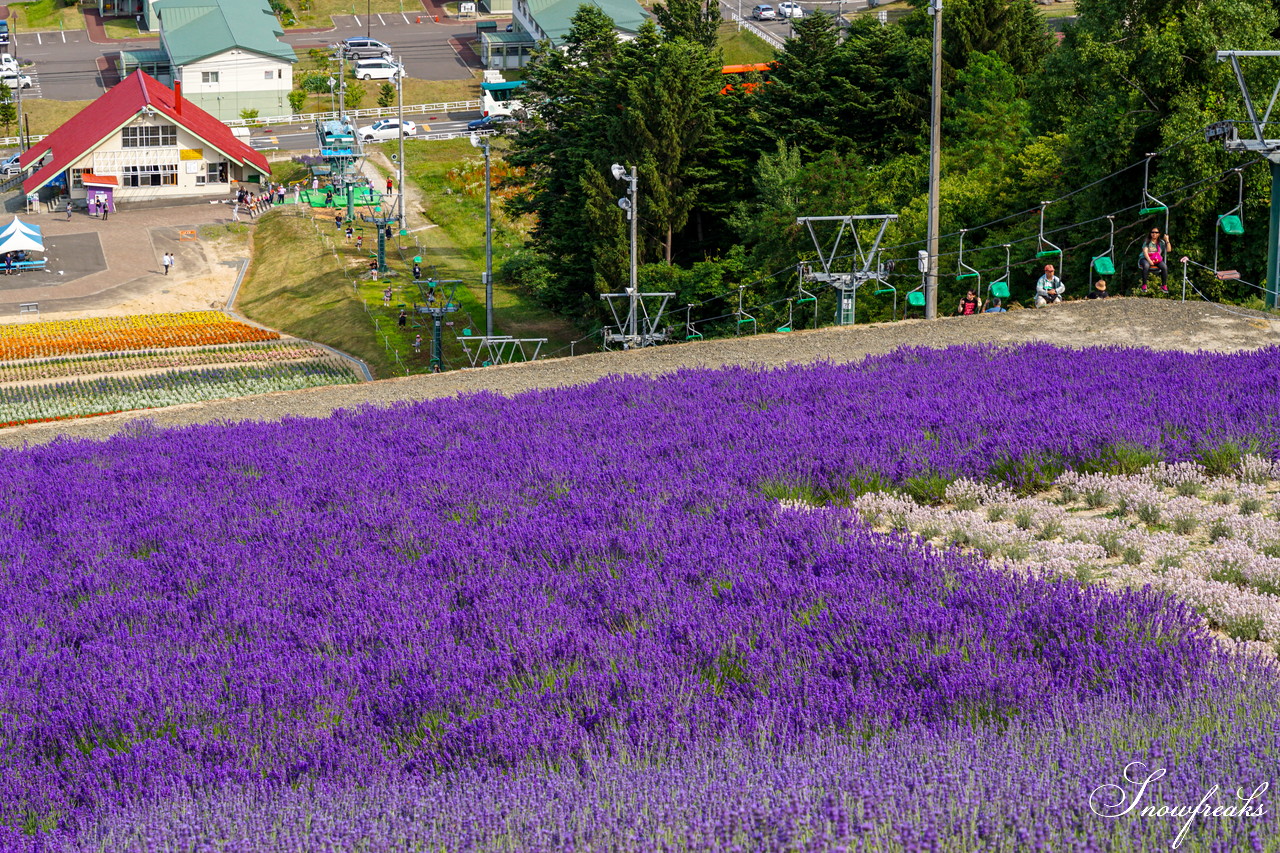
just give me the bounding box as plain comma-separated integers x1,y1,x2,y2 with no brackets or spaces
496,0,648,68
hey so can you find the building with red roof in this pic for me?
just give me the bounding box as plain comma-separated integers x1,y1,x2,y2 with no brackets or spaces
21,70,271,209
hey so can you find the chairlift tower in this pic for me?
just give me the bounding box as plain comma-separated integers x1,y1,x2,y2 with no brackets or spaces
600,289,676,349
414,277,462,371
1214,50,1280,306
361,205,401,274
796,214,897,325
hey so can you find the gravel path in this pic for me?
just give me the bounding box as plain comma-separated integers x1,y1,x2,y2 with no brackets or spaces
2,298,1277,449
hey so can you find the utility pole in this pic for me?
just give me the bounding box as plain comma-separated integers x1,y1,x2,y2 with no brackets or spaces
924,0,942,320
611,163,639,343
396,56,405,226
471,132,494,338
12,19,22,150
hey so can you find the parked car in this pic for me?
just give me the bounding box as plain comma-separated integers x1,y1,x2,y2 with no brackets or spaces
1,153,22,176
339,37,392,59
352,58,402,81
0,54,17,75
776,2,803,17
466,114,518,132
751,4,777,20
357,118,418,141
0,71,33,90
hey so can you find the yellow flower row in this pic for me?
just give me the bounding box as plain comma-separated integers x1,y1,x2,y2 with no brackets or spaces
0,312,280,361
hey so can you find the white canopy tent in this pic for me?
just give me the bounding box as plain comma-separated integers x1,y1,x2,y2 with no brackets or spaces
0,217,43,254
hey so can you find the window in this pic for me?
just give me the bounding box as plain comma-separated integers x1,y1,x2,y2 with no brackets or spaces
122,164,178,187
122,126,177,148
264,70,273,80
70,168,85,189
202,71,219,84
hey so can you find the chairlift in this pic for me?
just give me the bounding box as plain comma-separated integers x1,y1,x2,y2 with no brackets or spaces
777,298,794,333
795,265,818,327
1036,202,1062,264
1092,216,1116,276
872,263,897,320
736,285,757,335
684,304,703,341
1140,153,1170,227
1215,168,1245,280
989,244,1012,301
956,229,982,300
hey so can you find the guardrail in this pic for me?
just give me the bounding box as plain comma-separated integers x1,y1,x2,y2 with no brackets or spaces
719,2,786,49
223,100,482,128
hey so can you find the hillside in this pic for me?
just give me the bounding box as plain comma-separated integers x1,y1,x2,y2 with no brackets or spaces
1,297,1276,449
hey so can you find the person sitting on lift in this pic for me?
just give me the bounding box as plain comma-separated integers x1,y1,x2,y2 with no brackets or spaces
1088,279,1110,299
956,290,983,316
1034,264,1065,307
1140,228,1171,292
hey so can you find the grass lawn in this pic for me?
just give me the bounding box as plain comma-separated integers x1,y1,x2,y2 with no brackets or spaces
22,98,92,136
236,213,402,378
287,0,423,30
718,22,777,65
101,17,147,39
7,0,85,31
1039,0,1078,19
290,47,481,115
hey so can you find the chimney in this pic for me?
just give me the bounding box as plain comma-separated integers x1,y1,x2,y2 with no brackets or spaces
174,80,182,115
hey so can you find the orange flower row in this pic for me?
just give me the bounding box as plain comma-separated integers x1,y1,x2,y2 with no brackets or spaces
0,312,280,361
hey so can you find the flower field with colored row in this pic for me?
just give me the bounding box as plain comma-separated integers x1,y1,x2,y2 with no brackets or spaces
0,342,333,385
3,344,1280,850
0,312,279,360
0,360,360,427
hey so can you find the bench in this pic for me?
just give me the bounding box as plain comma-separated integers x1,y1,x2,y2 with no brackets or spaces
18,302,37,317
12,260,46,272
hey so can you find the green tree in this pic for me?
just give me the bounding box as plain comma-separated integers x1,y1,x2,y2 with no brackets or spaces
344,85,364,110
903,0,1053,77
0,81,15,134
377,83,396,108
287,89,307,115
239,108,260,124
652,0,721,49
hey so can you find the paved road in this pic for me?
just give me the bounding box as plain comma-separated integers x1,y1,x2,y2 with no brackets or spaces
11,14,475,102
242,114,475,151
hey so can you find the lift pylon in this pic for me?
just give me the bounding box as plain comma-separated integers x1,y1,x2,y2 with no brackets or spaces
599,290,675,349
796,213,898,326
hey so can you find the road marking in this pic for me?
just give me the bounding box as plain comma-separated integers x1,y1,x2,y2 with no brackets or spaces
402,12,410,23
60,32,65,43
353,14,361,25
377,14,386,25
34,34,41,45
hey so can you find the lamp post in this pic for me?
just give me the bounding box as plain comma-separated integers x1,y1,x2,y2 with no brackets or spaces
470,131,493,338
396,56,405,226
611,163,639,345
924,0,942,320
367,0,371,37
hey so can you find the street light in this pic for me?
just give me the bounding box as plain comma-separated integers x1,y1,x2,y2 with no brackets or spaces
924,0,942,320
471,131,493,338
610,163,639,346
367,0,371,37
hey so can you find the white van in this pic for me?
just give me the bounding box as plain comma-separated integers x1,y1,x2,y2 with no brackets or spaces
353,59,402,81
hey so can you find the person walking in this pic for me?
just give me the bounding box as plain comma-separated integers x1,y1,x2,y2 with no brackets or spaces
162,252,173,276
100,199,109,221
385,177,393,195
65,201,73,221
231,201,240,222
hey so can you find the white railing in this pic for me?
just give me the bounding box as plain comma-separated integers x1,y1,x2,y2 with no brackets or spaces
270,128,498,159
719,2,786,49
223,100,482,128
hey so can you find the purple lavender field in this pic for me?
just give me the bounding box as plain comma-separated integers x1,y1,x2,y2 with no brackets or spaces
4,344,1280,851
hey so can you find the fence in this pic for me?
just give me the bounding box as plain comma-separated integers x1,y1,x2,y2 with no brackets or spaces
223,100,483,128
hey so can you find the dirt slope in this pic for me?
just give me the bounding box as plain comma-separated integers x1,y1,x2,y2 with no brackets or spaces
2,298,1276,448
